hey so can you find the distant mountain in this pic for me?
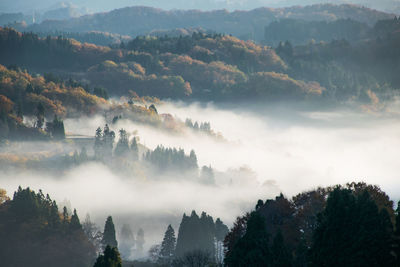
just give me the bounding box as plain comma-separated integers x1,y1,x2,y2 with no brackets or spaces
2,0,400,14
25,4,395,41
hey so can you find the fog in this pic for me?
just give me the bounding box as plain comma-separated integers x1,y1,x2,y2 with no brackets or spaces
2,101,400,256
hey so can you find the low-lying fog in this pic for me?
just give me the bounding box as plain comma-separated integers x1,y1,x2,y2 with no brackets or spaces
2,101,400,257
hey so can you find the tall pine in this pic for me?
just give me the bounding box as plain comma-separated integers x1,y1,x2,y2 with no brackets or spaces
102,216,118,249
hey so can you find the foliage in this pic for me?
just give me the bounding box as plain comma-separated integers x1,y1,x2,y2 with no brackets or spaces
102,216,118,249
144,145,198,172
0,187,95,267
93,245,122,267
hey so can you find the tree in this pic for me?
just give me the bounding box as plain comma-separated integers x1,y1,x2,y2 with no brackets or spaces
173,250,212,267
114,129,129,156
130,137,139,160
94,127,103,159
93,245,122,267
119,224,135,260
310,188,395,266
82,214,103,254
225,211,270,267
175,211,216,259
70,209,82,231
271,230,292,267
102,216,118,249
160,224,176,263
0,188,9,204
35,102,45,129
136,228,145,256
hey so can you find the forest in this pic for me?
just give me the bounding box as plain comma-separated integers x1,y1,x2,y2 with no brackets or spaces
1,182,400,266
1,1,400,267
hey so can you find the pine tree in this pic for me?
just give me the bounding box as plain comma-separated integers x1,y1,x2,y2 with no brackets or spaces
271,230,292,267
102,216,118,248
114,129,129,156
70,209,81,231
160,224,176,262
225,211,271,267
310,188,395,266
130,137,139,160
93,245,122,267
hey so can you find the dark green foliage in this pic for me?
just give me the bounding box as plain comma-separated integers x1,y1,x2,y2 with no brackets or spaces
94,245,122,267
310,188,395,266
225,211,270,267
125,33,222,55
271,230,292,267
144,145,198,172
93,87,109,100
175,211,216,259
46,115,66,139
0,187,95,267
102,216,118,249
265,19,369,46
159,224,176,263
70,209,82,231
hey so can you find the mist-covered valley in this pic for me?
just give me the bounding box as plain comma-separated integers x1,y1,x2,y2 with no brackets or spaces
2,0,400,266
2,100,400,262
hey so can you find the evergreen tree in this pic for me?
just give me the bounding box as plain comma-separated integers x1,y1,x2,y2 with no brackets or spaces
136,228,145,255
271,230,292,267
310,188,395,266
160,224,176,263
35,102,45,129
114,129,129,156
102,216,118,249
70,209,81,231
119,224,135,260
225,211,270,267
93,245,122,267
130,137,139,160
94,127,103,159
175,211,216,259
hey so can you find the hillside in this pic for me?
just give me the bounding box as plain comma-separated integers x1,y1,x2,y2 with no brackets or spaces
23,4,395,42
0,28,324,101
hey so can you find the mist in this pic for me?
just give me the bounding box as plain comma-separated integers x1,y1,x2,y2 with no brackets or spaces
2,100,400,257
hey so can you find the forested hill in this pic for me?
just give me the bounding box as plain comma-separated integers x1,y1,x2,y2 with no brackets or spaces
0,28,324,101
22,4,395,41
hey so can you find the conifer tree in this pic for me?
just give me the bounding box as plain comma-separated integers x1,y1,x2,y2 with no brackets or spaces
130,137,139,160
224,211,270,267
93,245,122,267
271,230,292,267
102,216,118,248
160,224,176,262
115,129,129,156
310,188,395,266
70,209,81,231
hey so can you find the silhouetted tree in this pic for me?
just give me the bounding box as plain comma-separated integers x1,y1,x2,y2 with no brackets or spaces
93,245,122,267
102,216,118,249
